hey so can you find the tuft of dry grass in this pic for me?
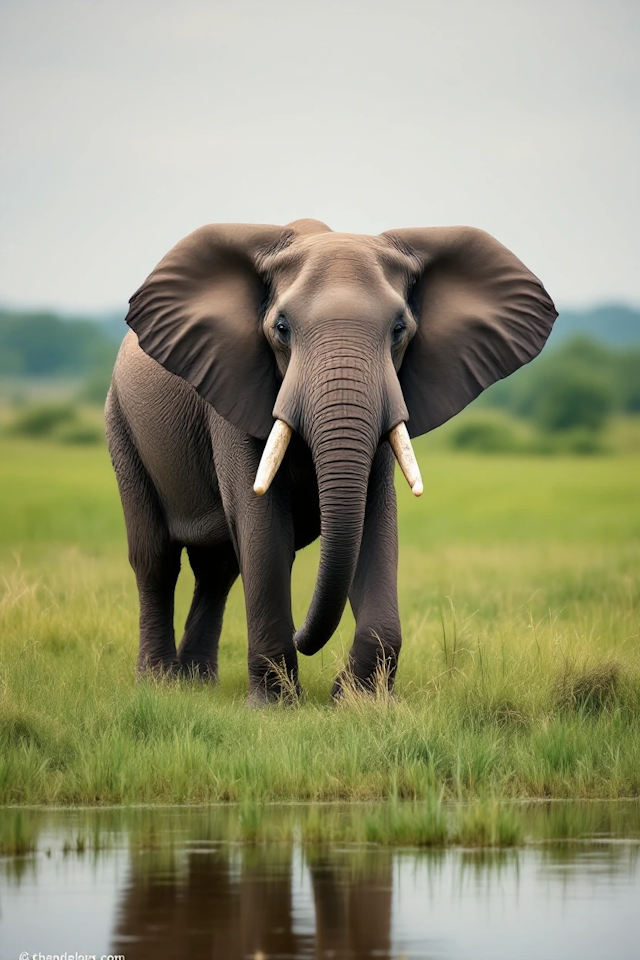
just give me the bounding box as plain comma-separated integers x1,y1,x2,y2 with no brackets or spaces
555,660,621,715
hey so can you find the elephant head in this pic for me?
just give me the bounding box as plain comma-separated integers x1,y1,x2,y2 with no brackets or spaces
126,219,556,656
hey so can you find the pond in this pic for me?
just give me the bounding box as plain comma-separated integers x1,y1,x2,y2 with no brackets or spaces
1,802,639,960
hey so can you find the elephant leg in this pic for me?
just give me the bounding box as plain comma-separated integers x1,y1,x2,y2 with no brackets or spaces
134,545,182,675
335,444,402,696
177,542,239,680
106,388,182,676
234,497,297,704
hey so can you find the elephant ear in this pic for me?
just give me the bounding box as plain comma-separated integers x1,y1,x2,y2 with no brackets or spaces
382,227,558,438
125,223,289,439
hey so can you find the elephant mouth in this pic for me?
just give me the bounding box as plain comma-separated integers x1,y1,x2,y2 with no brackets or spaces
253,418,423,498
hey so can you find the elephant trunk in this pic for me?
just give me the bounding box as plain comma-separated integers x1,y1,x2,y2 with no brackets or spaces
293,395,380,657
270,333,410,657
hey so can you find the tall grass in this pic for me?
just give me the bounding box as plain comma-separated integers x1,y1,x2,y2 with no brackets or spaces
0,437,638,806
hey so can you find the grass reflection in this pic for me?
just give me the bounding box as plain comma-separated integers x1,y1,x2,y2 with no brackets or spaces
2,800,639,859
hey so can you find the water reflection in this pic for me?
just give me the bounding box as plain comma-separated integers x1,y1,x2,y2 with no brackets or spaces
308,852,393,958
114,846,315,958
0,803,639,960
111,843,397,958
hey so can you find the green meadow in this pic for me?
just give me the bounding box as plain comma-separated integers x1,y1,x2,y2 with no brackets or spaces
0,426,639,814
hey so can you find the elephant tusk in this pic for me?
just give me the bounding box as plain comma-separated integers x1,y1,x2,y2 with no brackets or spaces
389,422,423,497
253,420,293,495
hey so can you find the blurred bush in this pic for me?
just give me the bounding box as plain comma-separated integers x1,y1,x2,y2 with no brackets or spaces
6,404,103,444
467,334,640,453
531,366,615,433
529,427,607,456
446,415,609,456
449,418,522,454
8,404,77,438
482,336,640,421
55,422,104,445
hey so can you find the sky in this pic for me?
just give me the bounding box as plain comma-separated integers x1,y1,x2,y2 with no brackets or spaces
0,0,638,312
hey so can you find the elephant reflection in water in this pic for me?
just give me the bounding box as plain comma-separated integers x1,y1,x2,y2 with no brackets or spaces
112,845,392,958
308,857,393,958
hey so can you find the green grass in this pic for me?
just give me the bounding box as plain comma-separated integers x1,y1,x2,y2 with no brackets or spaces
0,432,639,810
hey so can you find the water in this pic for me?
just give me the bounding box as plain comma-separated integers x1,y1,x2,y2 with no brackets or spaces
1,803,639,960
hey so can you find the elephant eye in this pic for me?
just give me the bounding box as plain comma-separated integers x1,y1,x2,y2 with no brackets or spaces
392,318,407,343
274,316,291,345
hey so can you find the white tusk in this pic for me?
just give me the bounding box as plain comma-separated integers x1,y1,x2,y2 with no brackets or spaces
253,420,292,495
389,422,423,497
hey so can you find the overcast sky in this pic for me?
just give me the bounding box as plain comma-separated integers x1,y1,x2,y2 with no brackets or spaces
1,0,638,312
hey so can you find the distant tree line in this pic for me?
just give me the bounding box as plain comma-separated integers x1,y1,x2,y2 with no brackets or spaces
0,309,120,378
480,336,640,431
548,303,640,347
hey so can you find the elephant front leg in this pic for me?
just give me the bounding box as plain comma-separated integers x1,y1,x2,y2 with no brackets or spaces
334,445,402,697
236,500,298,704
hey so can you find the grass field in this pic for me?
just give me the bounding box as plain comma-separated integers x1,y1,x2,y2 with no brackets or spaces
0,429,639,810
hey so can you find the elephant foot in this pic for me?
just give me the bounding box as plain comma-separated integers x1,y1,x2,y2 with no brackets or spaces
332,636,400,701
247,686,274,709
178,658,218,683
247,651,300,706
247,683,304,708
247,669,302,707
136,656,181,681
331,666,396,702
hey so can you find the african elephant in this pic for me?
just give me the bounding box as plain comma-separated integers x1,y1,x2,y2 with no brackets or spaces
106,218,556,701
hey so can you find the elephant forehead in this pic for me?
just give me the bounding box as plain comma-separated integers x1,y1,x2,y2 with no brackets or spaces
267,233,391,279
297,232,389,269
272,234,407,307
307,253,381,285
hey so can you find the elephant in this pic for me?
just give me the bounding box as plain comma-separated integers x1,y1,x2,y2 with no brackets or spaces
105,218,556,701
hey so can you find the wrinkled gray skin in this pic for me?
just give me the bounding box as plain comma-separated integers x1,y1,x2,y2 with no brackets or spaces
106,218,556,702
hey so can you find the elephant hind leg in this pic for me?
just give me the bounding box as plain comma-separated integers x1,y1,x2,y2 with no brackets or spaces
177,543,239,681
106,387,182,676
